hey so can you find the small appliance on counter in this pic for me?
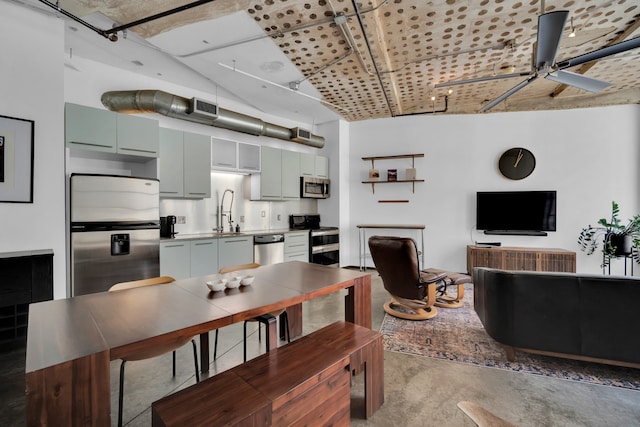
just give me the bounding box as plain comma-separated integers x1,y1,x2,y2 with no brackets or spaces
160,215,177,238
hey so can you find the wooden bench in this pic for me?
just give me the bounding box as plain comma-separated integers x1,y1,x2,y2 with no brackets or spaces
152,321,384,426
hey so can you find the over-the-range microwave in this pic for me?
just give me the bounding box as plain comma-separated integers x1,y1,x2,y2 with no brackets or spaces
301,177,330,199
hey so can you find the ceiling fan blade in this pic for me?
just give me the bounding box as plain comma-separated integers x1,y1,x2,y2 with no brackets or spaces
435,72,531,88
545,70,612,93
535,10,569,68
556,36,640,69
480,75,539,112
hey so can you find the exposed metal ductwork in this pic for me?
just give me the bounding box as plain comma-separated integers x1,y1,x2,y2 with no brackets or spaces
100,90,325,148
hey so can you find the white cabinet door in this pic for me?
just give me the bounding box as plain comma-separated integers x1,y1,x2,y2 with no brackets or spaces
160,241,190,280
159,128,184,197
315,155,329,178
281,150,300,200
300,153,315,177
284,231,309,262
116,114,159,157
65,103,117,153
259,146,282,200
300,153,329,178
190,239,218,277
218,236,253,271
184,132,211,198
238,142,261,172
211,138,237,169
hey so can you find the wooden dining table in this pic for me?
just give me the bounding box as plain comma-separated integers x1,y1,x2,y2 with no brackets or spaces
25,261,372,426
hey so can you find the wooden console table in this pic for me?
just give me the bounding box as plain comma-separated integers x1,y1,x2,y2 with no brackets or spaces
467,245,576,274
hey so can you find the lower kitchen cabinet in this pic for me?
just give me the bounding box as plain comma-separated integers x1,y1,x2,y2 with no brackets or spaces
161,236,254,280
284,231,309,262
190,239,219,277
160,241,190,280
219,236,254,270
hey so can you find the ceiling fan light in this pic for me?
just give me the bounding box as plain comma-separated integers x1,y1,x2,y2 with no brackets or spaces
568,17,576,38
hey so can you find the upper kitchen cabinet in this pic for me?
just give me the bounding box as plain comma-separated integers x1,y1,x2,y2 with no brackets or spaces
159,128,184,197
248,145,282,201
116,113,159,157
281,150,300,200
159,128,211,199
183,132,211,198
315,155,329,178
65,103,158,157
211,138,237,170
300,153,329,178
65,103,117,153
211,139,261,173
238,142,260,173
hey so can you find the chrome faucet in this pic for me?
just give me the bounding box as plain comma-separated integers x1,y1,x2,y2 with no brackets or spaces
216,189,235,232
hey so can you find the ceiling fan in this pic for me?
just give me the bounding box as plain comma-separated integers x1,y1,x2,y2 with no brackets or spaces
435,10,640,112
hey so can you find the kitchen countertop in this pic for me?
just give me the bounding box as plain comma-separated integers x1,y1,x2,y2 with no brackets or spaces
161,228,308,242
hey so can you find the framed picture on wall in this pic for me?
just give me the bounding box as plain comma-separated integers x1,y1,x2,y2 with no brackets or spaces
0,115,34,203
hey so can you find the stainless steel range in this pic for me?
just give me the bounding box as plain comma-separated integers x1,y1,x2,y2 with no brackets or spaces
289,214,339,266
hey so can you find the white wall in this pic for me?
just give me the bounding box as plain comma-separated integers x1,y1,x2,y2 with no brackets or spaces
348,105,640,275
0,3,67,298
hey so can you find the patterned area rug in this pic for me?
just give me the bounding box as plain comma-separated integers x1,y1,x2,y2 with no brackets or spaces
379,285,640,390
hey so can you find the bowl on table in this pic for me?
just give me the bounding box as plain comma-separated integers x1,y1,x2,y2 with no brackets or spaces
240,275,254,286
226,276,242,289
206,278,227,292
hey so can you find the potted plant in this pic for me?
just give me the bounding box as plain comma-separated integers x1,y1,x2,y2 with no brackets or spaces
577,201,640,268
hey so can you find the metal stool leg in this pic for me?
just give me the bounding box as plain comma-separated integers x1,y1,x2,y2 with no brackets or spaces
213,329,219,360
118,360,127,427
191,339,200,383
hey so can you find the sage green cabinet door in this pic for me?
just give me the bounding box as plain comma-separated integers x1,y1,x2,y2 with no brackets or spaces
282,150,300,200
159,128,184,198
315,155,329,178
184,132,211,199
211,138,237,169
190,239,218,277
65,103,117,153
116,114,159,157
300,153,315,177
238,142,261,172
284,231,309,262
218,236,253,271
260,146,282,200
160,241,190,280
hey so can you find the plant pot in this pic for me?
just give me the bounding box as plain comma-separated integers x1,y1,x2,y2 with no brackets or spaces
608,233,633,256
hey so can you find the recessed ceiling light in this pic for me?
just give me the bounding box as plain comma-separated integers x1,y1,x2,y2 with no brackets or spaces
260,61,285,73
131,60,144,67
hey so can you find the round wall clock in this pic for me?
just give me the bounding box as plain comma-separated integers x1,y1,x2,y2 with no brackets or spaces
498,147,536,180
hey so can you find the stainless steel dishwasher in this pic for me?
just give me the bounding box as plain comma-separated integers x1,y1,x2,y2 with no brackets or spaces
254,233,285,265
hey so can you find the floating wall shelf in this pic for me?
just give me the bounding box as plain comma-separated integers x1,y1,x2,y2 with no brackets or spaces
361,153,424,193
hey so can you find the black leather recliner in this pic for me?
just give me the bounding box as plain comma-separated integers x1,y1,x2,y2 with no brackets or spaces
368,236,447,320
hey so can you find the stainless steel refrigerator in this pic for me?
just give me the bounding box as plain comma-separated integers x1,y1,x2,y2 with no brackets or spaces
70,174,160,296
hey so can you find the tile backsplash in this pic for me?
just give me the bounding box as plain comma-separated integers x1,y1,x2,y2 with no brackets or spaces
160,172,317,235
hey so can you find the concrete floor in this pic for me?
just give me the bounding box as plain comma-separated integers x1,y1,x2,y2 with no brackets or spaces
3,272,640,426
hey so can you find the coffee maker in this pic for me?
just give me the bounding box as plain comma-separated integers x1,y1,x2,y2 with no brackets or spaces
160,215,177,238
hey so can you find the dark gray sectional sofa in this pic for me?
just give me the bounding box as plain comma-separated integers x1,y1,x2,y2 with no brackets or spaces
472,267,640,368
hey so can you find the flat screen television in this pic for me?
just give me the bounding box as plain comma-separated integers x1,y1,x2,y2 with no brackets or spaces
476,191,557,235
